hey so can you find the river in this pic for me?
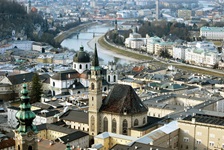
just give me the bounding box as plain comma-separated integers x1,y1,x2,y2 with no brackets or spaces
61,23,134,65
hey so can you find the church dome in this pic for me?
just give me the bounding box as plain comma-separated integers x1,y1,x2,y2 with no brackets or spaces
73,46,90,63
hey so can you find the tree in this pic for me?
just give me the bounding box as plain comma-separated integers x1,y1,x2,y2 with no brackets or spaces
30,73,42,103
159,48,172,58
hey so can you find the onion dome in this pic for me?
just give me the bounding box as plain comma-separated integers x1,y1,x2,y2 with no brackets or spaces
15,84,38,134
73,46,90,63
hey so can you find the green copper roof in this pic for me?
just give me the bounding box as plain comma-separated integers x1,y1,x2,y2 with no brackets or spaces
15,84,38,134
65,144,71,150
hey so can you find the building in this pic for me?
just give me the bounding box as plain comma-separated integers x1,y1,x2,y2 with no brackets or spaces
37,123,89,149
92,121,178,150
14,84,38,150
172,46,186,60
200,26,224,40
178,112,224,150
185,47,219,67
88,46,148,136
0,72,49,101
178,9,192,20
124,32,146,50
146,36,163,54
49,45,113,96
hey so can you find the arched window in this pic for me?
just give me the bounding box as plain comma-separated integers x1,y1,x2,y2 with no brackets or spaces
104,87,107,91
91,83,94,90
113,75,116,82
18,145,20,150
143,117,146,124
86,64,88,69
112,118,116,133
74,64,76,69
103,117,108,132
53,82,55,86
91,116,95,132
79,64,82,69
134,119,139,126
122,119,128,135
28,146,32,150
108,75,110,82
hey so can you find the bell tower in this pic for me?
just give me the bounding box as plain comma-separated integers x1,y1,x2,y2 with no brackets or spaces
88,44,102,136
14,84,38,150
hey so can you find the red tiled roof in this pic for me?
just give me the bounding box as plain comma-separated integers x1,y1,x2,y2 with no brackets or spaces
0,139,15,149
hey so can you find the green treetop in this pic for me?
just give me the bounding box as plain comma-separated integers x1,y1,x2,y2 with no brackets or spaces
30,73,43,104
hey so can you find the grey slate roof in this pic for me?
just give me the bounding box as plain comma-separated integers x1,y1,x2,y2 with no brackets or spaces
7,72,47,85
60,110,88,124
51,70,79,80
100,84,148,115
58,131,88,144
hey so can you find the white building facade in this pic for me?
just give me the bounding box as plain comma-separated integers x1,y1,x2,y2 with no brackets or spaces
200,26,224,40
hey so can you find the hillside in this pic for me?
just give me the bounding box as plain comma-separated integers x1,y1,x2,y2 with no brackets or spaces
0,0,45,41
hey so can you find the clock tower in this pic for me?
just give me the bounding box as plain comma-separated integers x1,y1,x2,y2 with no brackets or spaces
14,84,38,150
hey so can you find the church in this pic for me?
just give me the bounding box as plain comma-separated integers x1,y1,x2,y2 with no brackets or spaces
50,45,118,96
88,45,148,136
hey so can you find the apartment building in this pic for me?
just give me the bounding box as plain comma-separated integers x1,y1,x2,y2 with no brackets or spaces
200,26,224,40
178,112,224,150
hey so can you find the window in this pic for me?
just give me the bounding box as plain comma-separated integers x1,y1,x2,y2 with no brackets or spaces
104,87,107,91
53,82,55,87
196,140,201,144
112,118,116,133
122,119,128,135
28,146,32,150
183,137,189,142
196,132,202,136
209,142,214,147
143,117,146,124
210,134,215,138
86,64,88,69
79,64,82,69
91,83,94,90
103,117,108,132
113,75,116,82
74,64,76,69
134,119,139,126
18,145,20,150
108,75,110,82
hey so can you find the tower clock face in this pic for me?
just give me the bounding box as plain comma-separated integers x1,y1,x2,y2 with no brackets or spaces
26,131,34,141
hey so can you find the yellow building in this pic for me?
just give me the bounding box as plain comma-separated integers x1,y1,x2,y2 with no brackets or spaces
178,111,224,150
92,121,179,150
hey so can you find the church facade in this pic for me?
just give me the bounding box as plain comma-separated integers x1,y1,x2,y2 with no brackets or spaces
88,45,148,136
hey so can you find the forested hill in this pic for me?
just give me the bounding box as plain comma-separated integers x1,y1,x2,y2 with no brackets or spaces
0,0,45,40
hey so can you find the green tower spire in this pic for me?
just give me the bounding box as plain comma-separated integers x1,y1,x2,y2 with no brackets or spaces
15,84,38,134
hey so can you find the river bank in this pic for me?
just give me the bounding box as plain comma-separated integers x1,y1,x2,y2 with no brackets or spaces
54,22,98,43
87,35,139,62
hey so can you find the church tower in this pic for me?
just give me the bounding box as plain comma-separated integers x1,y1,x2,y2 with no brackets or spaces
88,44,102,136
27,0,31,14
14,84,38,150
